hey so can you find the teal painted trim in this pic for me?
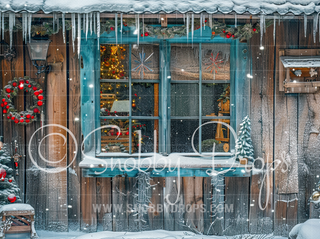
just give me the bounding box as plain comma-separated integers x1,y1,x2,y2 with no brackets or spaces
95,27,233,44
199,43,202,154
166,41,171,154
230,40,236,151
82,167,250,178
129,44,132,154
95,39,101,154
235,42,249,133
80,38,97,153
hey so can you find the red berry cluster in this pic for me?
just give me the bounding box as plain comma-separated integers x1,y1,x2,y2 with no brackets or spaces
140,32,149,37
1,77,43,124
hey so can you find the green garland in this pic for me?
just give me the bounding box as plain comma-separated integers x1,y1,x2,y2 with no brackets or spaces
6,17,272,41
105,18,273,41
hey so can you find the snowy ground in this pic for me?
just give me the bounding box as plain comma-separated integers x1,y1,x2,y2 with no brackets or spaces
4,230,287,239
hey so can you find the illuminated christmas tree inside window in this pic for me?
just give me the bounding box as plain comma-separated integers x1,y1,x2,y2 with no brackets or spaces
100,44,128,79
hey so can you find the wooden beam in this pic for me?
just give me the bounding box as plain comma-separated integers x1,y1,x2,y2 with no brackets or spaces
45,30,68,231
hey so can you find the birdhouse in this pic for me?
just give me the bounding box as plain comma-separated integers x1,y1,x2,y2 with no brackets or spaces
279,49,320,93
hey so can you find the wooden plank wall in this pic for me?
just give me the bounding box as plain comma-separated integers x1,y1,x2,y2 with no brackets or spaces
1,18,320,237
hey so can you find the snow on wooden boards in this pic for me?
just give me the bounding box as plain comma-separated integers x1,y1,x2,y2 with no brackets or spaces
1,30,25,198
67,30,82,231
45,29,68,231
249,18,274,235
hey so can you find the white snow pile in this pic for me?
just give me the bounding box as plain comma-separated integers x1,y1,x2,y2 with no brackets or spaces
76,230,286,239
289,219,320,239
0,203,34,213
2,0,320,15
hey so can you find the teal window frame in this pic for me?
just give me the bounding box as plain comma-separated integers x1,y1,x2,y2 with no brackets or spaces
80,27,249,159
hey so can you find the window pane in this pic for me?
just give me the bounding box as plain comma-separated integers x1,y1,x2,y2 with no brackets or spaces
100,44,129,79
131,44,159,80
202,83,230,116
171,119,199,153
132,120,159,153
171,83,199,116
100,82,129,116
132,83,159,116
201,43,230,81
201,120,231,153
100,119,131,153
170,44,199,81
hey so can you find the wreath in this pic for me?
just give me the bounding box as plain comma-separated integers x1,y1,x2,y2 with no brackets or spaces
1,77,43,124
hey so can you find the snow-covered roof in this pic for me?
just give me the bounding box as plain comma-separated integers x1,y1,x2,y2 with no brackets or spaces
2,0,320,15
280,56,320,68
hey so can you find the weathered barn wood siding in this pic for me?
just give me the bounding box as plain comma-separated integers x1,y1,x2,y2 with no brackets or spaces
1,19,320,237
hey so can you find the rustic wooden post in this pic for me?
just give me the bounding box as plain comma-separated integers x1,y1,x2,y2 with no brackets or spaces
45,30,68,231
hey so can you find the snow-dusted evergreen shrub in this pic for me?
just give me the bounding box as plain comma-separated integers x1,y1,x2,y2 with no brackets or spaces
235,115,254,162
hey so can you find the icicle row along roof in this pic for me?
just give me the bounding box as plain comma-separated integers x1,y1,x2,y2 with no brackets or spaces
1,0,320,15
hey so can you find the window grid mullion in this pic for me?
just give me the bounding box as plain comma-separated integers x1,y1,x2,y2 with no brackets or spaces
129,44,132,154
199,43,202,154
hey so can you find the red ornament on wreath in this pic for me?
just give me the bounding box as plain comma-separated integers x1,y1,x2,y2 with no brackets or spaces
1,76,43,124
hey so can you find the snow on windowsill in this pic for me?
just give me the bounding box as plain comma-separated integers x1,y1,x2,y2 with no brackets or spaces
79,152,252,169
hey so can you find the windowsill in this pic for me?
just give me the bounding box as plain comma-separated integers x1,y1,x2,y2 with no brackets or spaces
96,152,234,158
80,152,251,169
80,152,252,177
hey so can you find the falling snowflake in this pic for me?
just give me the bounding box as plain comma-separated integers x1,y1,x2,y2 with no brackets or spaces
132,48,154,79
205,52,224,74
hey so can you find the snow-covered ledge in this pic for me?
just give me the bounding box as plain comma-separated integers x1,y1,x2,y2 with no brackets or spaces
80,153,252,177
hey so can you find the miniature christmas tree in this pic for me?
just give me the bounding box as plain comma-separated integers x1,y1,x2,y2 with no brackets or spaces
0,138,22,205
235,116,254,162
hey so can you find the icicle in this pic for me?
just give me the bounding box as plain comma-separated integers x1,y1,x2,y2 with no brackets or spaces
183,13,185,24
62,13,66,43
97,12,100,50
22,12,26,42
89,13,93,35
78,14,81,58
191,13,194,47
278,15,281,26
158,14,160,23
319,16,320,42
25,13,29,41
0,12,1,40
260,14,264,48
28,13,32,42
9,13,14,49
86,13,89,40
142,14,144,37
273,16,276,45
94,12,96,35
53,13,56,33
13,13,15,27
136,14,140,46
115,13,118,45
200,13,203,37
1,14,4,40
83,14,85,34
304,14,307,38
186,13,189,42
204,14,205,30
209,14,212,29
72,13,76,52
313,13,318,43
120,13,123,43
